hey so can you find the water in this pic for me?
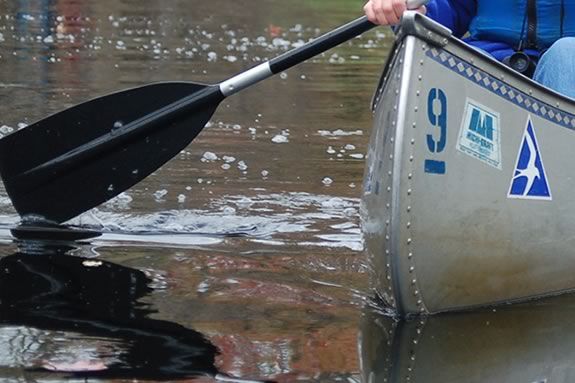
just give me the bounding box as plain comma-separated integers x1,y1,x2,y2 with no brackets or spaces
1,0,573,382
0,0,383,381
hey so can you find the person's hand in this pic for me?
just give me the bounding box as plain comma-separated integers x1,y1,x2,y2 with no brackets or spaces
364,0,426,26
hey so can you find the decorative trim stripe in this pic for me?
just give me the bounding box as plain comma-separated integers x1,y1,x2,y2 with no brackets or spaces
426,48,575,130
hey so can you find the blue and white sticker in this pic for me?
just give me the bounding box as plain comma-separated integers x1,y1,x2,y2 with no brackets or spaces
508,116,552,200
457,99,502,169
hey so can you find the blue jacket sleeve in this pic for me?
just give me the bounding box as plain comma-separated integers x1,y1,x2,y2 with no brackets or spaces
425,0,477,38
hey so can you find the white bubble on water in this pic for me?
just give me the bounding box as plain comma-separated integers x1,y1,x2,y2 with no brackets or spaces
0,125,14,135
221,163,231,170
207,51,217,61
177,194,186,203
222,206,236,215
280,72,288,79
237,161,248,171
202,151,218,161
43,35,54,44
261,170,269,177
271,134,288,143
224,55,237,62
344,144,356,150
322,177,333,186
344,207,357,217
197,280,210,293
223,155,236,163
327,146,336,154
350,153,364,159
153,189,168,201
185,186,192,191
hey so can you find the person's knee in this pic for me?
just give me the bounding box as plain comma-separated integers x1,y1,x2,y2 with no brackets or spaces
541,37,575,62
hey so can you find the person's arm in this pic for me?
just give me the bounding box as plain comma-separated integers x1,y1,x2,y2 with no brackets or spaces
364,0,476,38
424,0,477,38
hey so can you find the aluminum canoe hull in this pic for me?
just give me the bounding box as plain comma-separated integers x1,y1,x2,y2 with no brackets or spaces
361,12,575,316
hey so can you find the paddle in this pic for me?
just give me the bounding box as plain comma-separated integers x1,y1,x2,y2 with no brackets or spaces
0,0,426,224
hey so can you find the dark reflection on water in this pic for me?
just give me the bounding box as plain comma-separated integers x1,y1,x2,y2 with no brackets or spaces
0,242,269,382
361,298,575,383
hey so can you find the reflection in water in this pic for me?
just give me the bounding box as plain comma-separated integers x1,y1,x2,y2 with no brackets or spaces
360,301,575,383
0,242,268,382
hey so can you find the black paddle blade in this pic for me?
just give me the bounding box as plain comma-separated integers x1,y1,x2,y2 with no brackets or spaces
0,82,224,223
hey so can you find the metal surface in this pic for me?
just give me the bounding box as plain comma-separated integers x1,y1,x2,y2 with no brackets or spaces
219,63,273,97
360,299,575,382
362,13,575,315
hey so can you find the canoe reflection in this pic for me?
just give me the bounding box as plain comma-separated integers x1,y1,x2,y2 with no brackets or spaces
0,243,219,380
360,299,575,383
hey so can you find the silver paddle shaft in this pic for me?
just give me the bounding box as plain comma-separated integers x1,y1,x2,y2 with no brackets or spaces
220,0,429,97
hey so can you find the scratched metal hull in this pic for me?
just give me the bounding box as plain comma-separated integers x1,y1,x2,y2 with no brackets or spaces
361,13,575,316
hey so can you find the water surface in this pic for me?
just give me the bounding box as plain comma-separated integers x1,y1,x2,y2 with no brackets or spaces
1,0,572,382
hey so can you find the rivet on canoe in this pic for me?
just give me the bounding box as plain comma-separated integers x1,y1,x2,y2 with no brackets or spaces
411,279,417,285
414,290,419,296
418,75,422,81
412,122,416,128
387,186,391,192
409,266,415,273
410,139,415,145
407,221,411,228
385,219,390,225
407,206,412,212
408,252,413,259
407,189,412,195
414,106,418,112
409,155,414,162
408,173,413,179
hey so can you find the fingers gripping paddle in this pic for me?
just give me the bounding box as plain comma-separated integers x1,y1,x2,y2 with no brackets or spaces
0,0,427,224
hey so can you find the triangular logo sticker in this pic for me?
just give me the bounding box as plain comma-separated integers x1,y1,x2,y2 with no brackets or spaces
508,117,552,200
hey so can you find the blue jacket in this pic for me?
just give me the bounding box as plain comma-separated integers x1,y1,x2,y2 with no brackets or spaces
426,0,575,61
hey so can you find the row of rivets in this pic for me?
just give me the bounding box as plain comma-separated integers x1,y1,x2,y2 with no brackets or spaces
405,55,428,314
404,318,427,382
383,44,405,300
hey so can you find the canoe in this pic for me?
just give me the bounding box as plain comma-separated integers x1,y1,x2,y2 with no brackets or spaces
361,12,575,316
360,298,575,382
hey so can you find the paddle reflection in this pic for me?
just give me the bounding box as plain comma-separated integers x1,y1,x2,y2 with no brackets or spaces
360,299,575,383
0,242,230,381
